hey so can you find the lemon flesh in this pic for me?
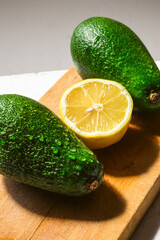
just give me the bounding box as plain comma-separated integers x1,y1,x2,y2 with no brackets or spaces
60,79,133,149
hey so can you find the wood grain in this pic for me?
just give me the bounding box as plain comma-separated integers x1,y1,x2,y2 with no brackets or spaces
0,66,160,240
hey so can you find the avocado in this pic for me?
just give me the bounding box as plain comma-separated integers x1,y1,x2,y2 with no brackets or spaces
70,17,160,112
0,94,103,196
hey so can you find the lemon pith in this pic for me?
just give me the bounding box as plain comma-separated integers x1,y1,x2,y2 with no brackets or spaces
59,79,133,149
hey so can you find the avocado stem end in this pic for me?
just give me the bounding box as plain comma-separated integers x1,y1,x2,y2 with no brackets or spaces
148,90,160,104
86,178,98,191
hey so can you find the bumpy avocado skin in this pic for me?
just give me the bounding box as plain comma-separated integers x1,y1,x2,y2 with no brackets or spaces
71,17,160,111
0,94,103,196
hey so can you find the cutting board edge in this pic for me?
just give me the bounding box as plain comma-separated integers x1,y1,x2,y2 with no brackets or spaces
119,174,160,240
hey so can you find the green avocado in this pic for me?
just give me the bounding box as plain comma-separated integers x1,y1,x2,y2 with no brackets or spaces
0,94,103,196
70,17,160,112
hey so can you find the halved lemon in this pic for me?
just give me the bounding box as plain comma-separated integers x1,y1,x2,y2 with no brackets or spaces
59,79,133,149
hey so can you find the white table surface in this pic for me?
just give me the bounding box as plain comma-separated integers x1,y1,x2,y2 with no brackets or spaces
0,62,160,240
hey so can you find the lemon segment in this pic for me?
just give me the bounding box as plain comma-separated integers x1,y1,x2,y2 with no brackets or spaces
59,79,133,149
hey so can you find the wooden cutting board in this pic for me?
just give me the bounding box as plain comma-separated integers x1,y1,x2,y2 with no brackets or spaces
0,66,160,240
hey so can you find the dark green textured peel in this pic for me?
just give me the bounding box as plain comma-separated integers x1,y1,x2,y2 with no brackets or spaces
70,17,160,112
0,94,103,196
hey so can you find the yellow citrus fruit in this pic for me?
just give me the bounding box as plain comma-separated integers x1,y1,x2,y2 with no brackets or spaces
59,79,133,149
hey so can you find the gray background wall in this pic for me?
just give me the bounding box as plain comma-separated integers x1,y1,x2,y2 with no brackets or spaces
0,0,159,76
